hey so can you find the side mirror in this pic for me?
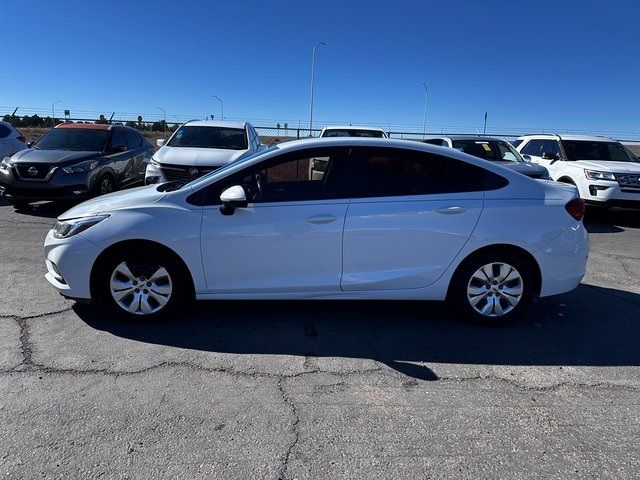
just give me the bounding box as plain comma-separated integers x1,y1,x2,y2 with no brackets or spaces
522,154,532,162
27,142,34,148
157,139,166,148
111,145,127,154
541,152,559,160
219,185,247,215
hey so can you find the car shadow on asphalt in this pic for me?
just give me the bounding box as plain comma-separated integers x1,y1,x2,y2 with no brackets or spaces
74,283,640,381
0,198,72,218
585,208,640,233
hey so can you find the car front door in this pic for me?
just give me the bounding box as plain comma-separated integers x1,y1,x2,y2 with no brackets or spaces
341,147,486,291
199,147,352,293
105,129,132,184
125,130,147,180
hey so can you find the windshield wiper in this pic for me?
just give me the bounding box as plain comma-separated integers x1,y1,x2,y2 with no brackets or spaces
156,180,186,192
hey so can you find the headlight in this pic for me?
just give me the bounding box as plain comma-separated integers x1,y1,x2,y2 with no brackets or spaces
584,170,616,181
52,214,109,239
62,160,99,174
149,157,160,166
0,157,11,170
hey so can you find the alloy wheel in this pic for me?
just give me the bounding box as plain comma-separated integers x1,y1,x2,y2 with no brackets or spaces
100,177,114,194
466,262,524,317
109,261,173,315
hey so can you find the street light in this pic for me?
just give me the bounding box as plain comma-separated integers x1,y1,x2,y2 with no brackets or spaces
156,106,166,132
308,41,326,136
51,100,61,128
212,95,224,120
422,83,429,137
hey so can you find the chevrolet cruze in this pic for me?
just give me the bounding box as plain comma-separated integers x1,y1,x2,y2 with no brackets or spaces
44,138,589,324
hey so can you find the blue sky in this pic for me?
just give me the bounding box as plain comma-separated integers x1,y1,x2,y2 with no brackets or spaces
2,0,639,134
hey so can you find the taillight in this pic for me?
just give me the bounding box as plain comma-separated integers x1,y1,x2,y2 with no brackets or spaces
16,130,26,143
565,197,585,221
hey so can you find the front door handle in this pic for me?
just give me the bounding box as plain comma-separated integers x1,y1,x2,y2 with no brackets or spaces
306,214,337,224
436,206,467,215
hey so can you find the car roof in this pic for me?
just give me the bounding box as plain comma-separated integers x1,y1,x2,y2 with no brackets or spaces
322,125,386,132
184,120,248,129
56,123,112,131
516,134,615,142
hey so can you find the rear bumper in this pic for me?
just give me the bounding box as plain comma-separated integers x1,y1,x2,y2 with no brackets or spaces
534,221,589,297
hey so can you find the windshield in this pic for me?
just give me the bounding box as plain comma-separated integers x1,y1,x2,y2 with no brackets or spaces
166,146,280,191
34,129,109,151
562,140,638,162
452,140,523,163
322,129,385,138
167,126,248,150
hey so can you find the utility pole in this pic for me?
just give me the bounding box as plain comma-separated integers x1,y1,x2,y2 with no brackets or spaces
212,95,224,120
422,83,429,137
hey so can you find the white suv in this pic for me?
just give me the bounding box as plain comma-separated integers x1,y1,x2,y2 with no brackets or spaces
145,120,263,184
514,134,640,208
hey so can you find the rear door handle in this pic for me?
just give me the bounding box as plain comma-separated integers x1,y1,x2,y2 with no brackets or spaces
436,206,467,215
306,214,337,224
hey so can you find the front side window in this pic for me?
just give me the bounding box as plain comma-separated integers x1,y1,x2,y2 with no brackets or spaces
204,147,351,204
125,130,143,149
34,128,109,152
168,126,248,150
561,140,638,162
521,140,543,156
108,130,128,151
352,147,502,197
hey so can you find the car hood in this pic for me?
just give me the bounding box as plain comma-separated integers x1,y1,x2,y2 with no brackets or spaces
494,161,549,177
155,146,249,166
10,149,102,165
571,160,640,173
58,185,165,220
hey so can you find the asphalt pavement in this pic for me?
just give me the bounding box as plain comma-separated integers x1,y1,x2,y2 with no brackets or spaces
1,198,639,479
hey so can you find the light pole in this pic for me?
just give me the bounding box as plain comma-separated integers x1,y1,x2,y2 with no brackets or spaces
308,41,326,136
156,106,166,132
51,100,61,128
422,83,429,137
212,95,224,120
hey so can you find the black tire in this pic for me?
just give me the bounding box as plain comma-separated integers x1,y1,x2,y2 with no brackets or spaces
94,173,115,197
449,251,535,325
93,245,191,322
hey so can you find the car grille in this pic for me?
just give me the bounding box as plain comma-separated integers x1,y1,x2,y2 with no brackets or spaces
616,173,640,192
160,164,220,182
15,163,54,181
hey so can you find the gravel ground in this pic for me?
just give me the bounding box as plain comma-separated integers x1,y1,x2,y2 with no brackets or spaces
1,198,639,479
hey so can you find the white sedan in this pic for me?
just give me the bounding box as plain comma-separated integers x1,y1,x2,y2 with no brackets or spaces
44,138,589,324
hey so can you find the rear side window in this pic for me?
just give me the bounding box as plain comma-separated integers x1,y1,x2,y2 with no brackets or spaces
0,124,11,138
352,147,506,197
512,139,523,148
423,139,446,146
125,130,143,149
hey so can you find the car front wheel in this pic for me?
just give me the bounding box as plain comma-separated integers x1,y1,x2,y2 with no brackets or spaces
94,247,188,321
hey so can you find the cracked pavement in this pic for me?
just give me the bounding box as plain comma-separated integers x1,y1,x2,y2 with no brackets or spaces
1,199,640,479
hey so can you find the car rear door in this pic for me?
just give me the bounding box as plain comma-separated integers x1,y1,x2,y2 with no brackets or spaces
199,146,353,293
125,130,148,180
341,147,485,291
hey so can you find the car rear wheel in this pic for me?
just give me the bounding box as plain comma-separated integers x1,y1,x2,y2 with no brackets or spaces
94,246,187,322
450,252,534,325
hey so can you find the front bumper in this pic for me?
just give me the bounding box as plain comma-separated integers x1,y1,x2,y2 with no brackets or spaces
575,176,640,209
0,165,95,201
44,229,102,300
